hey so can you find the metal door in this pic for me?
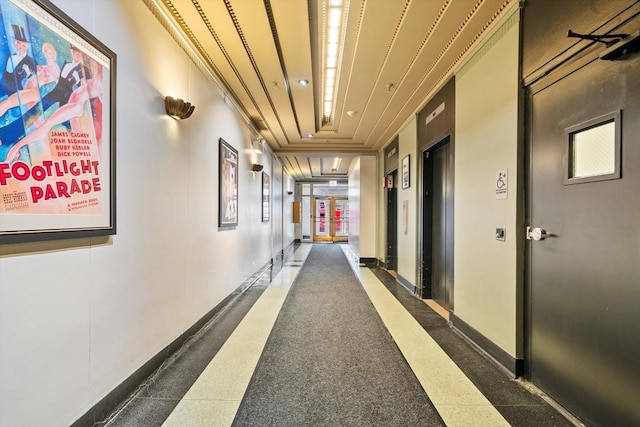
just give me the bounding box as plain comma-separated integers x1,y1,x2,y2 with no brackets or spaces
527,43,640,426
422,137,454,308
431,141,452,308
386,172,398,270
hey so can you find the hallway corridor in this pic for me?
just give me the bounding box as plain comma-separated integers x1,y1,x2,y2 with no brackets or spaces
103,244,573,427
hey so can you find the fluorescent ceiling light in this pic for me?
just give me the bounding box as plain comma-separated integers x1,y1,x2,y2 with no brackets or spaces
322,0,347,125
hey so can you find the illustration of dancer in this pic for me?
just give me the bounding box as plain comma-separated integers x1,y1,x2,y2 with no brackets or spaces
4,45,103,162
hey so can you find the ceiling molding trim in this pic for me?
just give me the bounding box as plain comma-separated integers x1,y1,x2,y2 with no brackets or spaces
457,3,519,78
356,0,450,146
307,0,320,131
369,0,517,151
439,0,515,81
426,0,485,77
264,0,304,138
144,0,261,134
222,0,290,145
350,0,411,138
192,0,280,139
276,147,377,155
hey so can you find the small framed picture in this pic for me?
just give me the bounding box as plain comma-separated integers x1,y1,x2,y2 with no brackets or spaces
402,154,410,189
262,172,270,222
218,138,238,228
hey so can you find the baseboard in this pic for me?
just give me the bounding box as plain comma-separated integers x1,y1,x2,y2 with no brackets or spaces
71,260,273,427
273,240,299,264
283,240,297,255
396,273,417,294
450,312,524,378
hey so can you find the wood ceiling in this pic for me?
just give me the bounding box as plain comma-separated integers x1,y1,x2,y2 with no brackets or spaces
147,0,517,180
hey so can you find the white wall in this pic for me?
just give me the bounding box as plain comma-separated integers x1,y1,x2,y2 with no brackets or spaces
348,158,362,258
282,171,295,249
359,156,377,259
0,1,292,425
271,155,284,257
397,117,418,285
453,8,522,357
348,155,377,260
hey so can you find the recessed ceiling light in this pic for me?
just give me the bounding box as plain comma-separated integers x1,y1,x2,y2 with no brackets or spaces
307,133,314,138
298,79,309,85
346,110,357,117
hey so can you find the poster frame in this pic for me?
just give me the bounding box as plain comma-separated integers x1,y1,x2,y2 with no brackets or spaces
0,0,117,244
218,138,238,228
262,171,269,222
402,154,410,189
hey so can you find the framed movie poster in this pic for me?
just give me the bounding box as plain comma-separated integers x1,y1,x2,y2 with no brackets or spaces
262,172,269,222
402,154,410,189
219,138,238,228
0,0,116,244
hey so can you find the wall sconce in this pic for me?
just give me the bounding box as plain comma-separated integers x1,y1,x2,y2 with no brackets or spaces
165,96,195,119
252,163,264,172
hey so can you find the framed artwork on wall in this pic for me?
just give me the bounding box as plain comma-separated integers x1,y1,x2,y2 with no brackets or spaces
219,138,238,228
0,0,117,244
402,154,410,189
262,172,269,222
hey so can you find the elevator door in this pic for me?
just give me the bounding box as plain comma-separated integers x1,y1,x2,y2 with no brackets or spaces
422,137,453,308
528,49,640,426
313,197,348,242
386,172,398,271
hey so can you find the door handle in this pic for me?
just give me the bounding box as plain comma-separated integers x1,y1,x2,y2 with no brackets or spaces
526,226,549,241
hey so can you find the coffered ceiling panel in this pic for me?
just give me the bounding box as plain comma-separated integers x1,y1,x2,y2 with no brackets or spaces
147,0,517,180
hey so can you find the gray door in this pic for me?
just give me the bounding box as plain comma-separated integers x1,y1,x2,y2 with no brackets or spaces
386,171,398,271
422,137,454,309
528,47,640,426
431,142,452,308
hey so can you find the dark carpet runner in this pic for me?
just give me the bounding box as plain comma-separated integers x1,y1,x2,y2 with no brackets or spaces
233,244,444,426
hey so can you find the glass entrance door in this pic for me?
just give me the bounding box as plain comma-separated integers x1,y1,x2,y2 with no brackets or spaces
333,198,348,242
313,197,348,242
313,198,331,242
